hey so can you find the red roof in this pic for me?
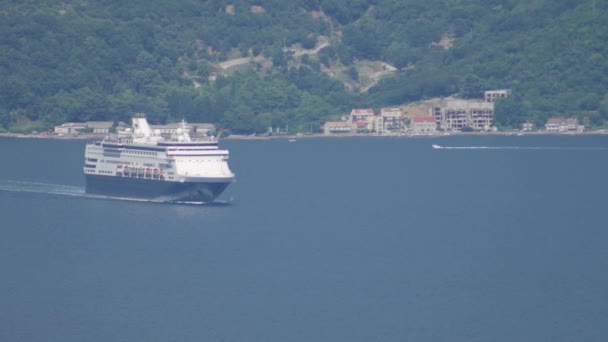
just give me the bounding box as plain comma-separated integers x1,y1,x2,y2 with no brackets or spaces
381,107,401,115
351,108,375,116
355,121,369,128
547,118,567,124
412,116,436,123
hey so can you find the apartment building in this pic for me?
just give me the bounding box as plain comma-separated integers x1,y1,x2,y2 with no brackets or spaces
484,89,511,102
432,99,494,130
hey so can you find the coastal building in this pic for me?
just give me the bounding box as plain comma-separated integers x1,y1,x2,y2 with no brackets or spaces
373,116,385,134
349,108,375,131
192,123,216,136
147,122,212,136
380,107,403,133
54,121,113,135
84,121,113,134
323,121,352,134
484,89,511,102
545,118,578,132
350,108,375,123
431,99,494,131
410,116,437,134
522,122,534,131
54,122,89,135
116,121,212,138
354,120,370,132
470,105,494,130
150,122,190,135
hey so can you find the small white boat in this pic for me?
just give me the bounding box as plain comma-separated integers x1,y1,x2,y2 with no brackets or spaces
288,139,296,142
432,144,442,149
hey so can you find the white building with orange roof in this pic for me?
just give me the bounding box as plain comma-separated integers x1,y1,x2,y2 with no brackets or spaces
410,116,437,134
349,108,375,132
545,117,578,132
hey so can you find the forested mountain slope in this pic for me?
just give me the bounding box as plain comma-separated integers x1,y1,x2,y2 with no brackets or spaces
1,0,607,133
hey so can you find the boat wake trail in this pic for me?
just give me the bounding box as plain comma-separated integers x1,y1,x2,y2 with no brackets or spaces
0,180,233,206
0,180,86,197
432,145,608,151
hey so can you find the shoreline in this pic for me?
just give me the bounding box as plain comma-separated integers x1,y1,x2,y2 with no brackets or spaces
1,130,607,141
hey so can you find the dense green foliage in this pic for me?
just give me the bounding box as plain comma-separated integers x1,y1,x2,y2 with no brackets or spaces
1,0,607,132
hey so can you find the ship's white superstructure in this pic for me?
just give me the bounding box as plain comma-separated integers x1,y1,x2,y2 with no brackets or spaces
83,115,234,202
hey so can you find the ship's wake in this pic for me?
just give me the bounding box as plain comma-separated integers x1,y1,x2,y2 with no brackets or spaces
0,180,232,206
432,145,608,150
0,180,86,197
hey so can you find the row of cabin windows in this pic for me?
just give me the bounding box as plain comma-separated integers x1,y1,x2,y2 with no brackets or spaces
125,150,157,156
98,149,158,156
97,160,172,166
183,159,224,163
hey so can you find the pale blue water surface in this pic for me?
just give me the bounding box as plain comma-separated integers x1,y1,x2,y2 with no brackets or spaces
1,135,607,341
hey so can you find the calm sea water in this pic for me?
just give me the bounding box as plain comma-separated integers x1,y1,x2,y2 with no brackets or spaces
1,135,607,341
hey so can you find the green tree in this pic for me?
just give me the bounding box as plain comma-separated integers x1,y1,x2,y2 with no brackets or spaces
459,74,484,99
0,106,10,129
599,101,608,120
2,0,608,133
494,96,527,129
346,66,359,81
271,47,286,68
159,57,177,81
342,20,381,60
385,42,414,69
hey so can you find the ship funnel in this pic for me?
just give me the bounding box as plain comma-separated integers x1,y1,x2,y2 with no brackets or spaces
132,114,152,138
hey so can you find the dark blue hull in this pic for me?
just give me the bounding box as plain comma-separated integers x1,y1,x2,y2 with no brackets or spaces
85,174,230,202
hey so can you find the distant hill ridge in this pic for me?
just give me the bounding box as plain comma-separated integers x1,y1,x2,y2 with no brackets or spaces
0,0,607,133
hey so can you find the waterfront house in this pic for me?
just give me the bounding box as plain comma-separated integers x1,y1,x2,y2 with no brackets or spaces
53,122,88,135
410,116,437,134
323,121,352,134
349,108,375,131
545,118,578,132
84,121,113,134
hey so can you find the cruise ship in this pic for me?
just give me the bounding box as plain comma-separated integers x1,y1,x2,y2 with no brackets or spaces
83,114,235,203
